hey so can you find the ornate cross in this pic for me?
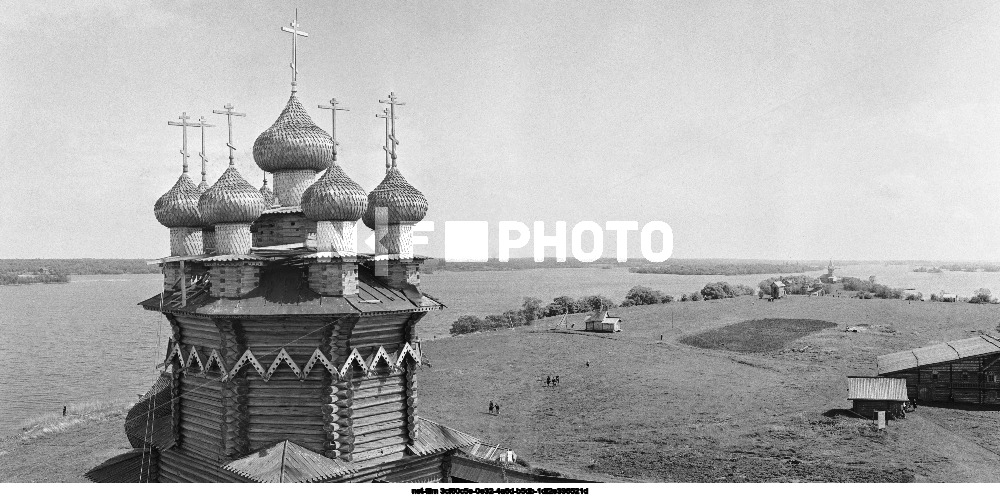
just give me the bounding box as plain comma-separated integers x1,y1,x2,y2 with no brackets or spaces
212,103,246,166
378,92,405,167
196,116,216,188
318,98,349,162
167,112,199,174
375,107,393,171
281,9,309,90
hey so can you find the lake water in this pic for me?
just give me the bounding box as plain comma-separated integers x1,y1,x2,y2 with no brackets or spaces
3,264,1000,436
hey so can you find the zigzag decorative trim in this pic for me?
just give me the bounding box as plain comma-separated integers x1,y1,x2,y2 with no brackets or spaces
396,342,420,368
264,348,303,380
164,341,184,367
159,343,422,382
229,349,266,378
204,349,227,378
366,346,394,375
302,349,338,378
185,346,204,371
340,348,367,377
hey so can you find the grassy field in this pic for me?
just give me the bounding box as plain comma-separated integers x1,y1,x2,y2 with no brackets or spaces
6,295,1000,482
418,295,1000,482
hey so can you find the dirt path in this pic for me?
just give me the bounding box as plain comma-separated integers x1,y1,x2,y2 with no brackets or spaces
906,412,1000,482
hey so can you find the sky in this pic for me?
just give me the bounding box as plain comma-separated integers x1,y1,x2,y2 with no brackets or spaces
2,0,1000,261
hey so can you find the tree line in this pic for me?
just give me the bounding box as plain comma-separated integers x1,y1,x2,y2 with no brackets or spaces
0,259,160,276
449,281,757,335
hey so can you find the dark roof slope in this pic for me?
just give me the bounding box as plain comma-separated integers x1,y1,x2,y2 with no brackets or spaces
141,261,443,316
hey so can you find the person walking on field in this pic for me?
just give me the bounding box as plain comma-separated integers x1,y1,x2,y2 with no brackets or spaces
489,400,495,414
546,376,551,387
496,404,500,416
555,375,560,386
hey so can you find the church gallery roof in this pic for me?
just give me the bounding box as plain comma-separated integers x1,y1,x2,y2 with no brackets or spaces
253,95,333,173
154,173,203,228
198,165,267,225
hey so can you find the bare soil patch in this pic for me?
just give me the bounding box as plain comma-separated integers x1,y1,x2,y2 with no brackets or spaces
679,318,838,352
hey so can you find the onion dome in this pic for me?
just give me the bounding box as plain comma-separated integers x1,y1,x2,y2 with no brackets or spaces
198,166,267,225
362,165,428,229
252,95,333,173
260,178,276,208
154,173,202,228
302,163,368,221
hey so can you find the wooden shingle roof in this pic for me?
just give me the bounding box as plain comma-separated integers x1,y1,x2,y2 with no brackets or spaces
222,440,357,482
847,376,908,401
877,335,1000,375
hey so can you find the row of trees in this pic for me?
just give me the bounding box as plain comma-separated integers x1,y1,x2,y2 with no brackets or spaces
0,272,70,285
840,277,904,299
450,294,619,335
757,275,823,296
630,262,822,276
450,281,759,335
0,259,160,275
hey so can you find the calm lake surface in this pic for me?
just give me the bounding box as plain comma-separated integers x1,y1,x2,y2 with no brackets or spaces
2,264,1000,436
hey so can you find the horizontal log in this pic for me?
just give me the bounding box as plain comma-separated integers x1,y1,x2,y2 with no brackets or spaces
181,404,223,422
246,415,323,427
353,393,405,410
355,427,408,446
180,418,224,438
353,409,407,427
244,405,321,417
248,425,325,436
352,441,408,461
180,380,224,393
239,397,316,408
353,385,406,401
353,403,406,421
176,437,222,461
354,420,406,438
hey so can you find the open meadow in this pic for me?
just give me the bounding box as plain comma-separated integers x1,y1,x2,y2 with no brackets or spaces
419,295,1000,482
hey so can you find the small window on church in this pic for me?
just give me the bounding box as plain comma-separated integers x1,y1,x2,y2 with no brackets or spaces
962,371,970,380
988,374,996,383
932,371,939,380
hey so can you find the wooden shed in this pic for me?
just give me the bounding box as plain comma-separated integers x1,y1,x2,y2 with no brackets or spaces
769,280,786,299
847,376,908,420
584,310,622,333
877,335,1000,405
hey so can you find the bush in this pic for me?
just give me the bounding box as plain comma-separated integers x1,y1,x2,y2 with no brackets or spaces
969,288,993,304
621,285,668,307
758,275,819,296
450,315,485,335
700,281,757,300
905,292,923,301
521,297,545,324
689,292,703,301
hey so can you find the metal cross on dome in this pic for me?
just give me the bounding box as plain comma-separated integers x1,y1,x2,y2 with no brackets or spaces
281,10,309,91
378,92,405,167
212,103,246,167
375,107,392,171
167,112,199,174
318,98,349,161
197,116,216,187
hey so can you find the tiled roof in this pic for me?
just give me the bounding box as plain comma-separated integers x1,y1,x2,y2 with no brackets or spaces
877,335,1000,375
222,440,357,482
847,376,909,401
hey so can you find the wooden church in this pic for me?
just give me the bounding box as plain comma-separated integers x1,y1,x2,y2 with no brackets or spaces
86,15,551,484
